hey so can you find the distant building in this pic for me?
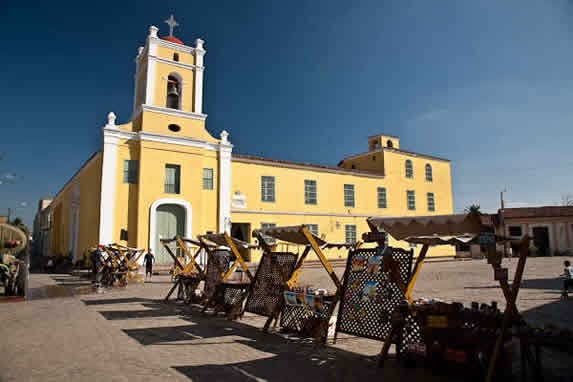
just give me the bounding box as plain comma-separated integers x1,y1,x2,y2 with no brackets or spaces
32,199,52,257
0,216,7,224
37,19,454,264
498,206,573,256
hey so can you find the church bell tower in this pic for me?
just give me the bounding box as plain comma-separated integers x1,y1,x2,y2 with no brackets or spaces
132,15,206,120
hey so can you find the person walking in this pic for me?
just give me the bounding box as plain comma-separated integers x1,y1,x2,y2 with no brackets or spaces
144,250,155,281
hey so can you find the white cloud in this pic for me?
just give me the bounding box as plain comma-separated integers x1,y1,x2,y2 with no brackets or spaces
415,108,448,122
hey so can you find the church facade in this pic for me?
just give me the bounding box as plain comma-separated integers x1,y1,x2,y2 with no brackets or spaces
37,22,454,264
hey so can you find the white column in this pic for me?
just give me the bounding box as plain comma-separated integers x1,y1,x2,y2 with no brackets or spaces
218,130,232,233
145,26,158,106
99,112,119,245
194,38,205,114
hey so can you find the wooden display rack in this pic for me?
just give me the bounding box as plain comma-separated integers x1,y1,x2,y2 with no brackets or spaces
198,233,255,319
162,237,209,304
250,225,354,340
366,213,530,382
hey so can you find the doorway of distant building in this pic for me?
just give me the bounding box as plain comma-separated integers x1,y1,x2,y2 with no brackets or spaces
532,226,550,256
154,204,186,264
231,222,251,261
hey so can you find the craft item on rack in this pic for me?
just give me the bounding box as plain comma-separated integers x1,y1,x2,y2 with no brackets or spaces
284,291,298,305
367,255,382,274
351,255,366,272
362,281,379,303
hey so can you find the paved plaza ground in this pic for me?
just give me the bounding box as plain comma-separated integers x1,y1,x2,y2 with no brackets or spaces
1,257,572,381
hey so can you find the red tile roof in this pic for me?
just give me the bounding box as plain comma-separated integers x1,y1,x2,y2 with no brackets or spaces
501,206,573,219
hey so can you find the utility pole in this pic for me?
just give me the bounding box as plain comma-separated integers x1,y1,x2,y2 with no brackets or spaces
7,207,11,223
500,189,509,258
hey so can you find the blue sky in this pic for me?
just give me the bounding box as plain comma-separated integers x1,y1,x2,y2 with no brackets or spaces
1,0,573,227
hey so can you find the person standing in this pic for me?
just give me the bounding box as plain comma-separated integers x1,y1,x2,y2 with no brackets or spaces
144,250,155,281
561,260,573,299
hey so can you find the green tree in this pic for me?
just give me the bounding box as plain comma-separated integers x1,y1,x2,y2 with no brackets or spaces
464,204,481,214
10,217,29,235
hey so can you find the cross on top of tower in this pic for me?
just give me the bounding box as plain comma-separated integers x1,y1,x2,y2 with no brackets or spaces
165,14,179,37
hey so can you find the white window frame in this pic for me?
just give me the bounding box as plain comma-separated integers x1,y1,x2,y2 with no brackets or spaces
261,176,275,202
377,187,387,209
306,224,319,236
405,160,413,179
345,224,357,244
425,163,433,182
427,192,435,212
123,160,138,184
344,184,355,208
202,168,214,190
304,179,317,205
407,190,416,210
164,164,181,194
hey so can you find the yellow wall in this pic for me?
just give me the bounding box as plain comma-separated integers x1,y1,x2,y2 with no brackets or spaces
140,111,217,142
156,46,196,65
49,153,102,260
132,140,220,250
230,158,454,260
77,154,102,259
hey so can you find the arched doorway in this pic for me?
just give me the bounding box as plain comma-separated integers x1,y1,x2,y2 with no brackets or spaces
149,198,192,265
154,204,185,264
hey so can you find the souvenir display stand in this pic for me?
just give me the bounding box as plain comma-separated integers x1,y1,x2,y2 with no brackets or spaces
366,213,530,382
96,244,145,287
162,237,209,304
109,244,145,285
333,234,416,350
249,225,351,342
198,233,255,319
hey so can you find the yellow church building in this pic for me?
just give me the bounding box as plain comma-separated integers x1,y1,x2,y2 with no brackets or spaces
36,21,454,264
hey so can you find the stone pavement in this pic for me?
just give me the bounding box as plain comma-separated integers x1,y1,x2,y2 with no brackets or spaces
0,257,572,381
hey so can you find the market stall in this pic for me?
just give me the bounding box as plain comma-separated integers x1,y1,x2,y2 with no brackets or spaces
198,233,255,319
161,237,209,304
249,225,353,341
108,243,145,285
366,213,530,382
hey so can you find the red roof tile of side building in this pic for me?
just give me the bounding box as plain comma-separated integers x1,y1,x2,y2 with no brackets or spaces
231,153,385,177
501,206,573,219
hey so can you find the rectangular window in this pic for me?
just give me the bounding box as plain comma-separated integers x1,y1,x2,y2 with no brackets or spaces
304,180,317,205
123,160,138,184
202,168,214,190
407,190,416,210
164,164,181,194
261,223,277,230
306,224,319,236
377,187,387,209
409,242,417,248
261,176,275,202
345,224,357,244
508,226,522,237
427,192,435,212
344,184,355,207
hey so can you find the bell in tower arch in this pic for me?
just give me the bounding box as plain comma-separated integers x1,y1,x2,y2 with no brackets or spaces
166,75,181,110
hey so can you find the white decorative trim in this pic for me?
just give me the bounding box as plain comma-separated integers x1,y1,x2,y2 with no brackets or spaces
141,104,207,120
139,131,218,151
145,38,157,105
149,55,199,71
230,209,401,219
232,156,385,178
148,198,192,262
154,37,196,54
99,128,119,245
194,39,205,114
102,127,219,151
218,131,233,233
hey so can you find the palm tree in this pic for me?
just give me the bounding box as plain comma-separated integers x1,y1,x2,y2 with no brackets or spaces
464,204,481,215
10,217,29,235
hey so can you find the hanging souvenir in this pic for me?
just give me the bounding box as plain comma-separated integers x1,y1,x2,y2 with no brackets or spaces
362,280,379,303
381,286,393,299
283,291,298,305
366,255,381,274
351,255,366,272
